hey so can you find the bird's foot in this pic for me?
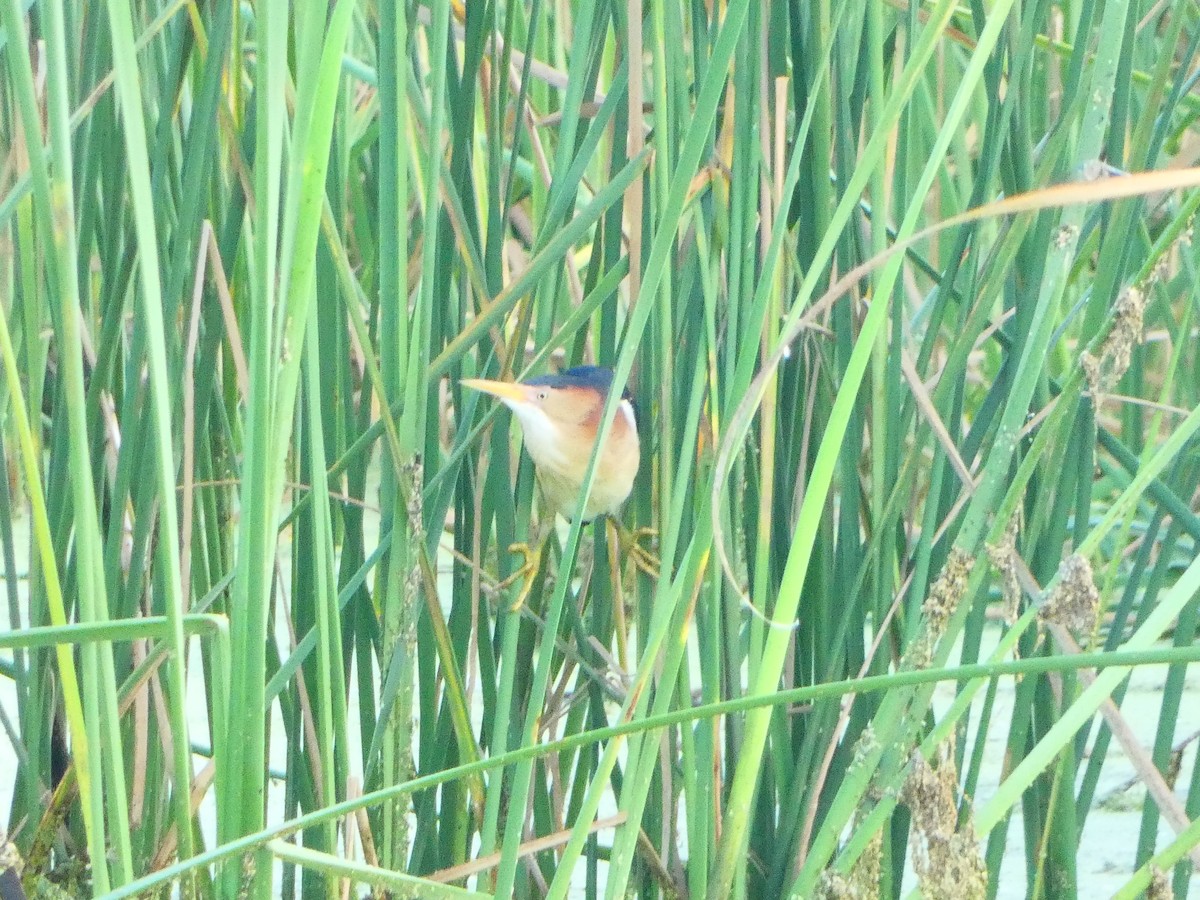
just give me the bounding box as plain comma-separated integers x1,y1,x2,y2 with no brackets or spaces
617,524,661,579
496,539,545,610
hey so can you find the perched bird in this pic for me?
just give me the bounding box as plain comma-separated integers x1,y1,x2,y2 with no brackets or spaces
461,366,640,523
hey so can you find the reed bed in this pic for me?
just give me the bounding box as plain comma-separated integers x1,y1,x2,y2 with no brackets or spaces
2,0,1200,897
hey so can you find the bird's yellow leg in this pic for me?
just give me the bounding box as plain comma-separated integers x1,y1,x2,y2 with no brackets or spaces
614,521,660,579
496,527,551,611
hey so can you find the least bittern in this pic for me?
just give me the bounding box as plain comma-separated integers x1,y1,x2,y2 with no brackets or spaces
463,366,654,600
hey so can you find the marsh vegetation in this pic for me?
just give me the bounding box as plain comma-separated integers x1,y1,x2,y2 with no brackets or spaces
2,1,1200,897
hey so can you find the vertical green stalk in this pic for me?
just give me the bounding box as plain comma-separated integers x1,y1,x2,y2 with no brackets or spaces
301,301,345,898
219,0,287,885
866,0,891,607
102,0,196,871
377,0,442,871
374,0,407,848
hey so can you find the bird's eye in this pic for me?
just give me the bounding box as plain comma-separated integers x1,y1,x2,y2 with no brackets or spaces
536,390,548,401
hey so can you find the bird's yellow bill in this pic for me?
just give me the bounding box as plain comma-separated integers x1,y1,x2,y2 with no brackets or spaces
460,378,531,405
